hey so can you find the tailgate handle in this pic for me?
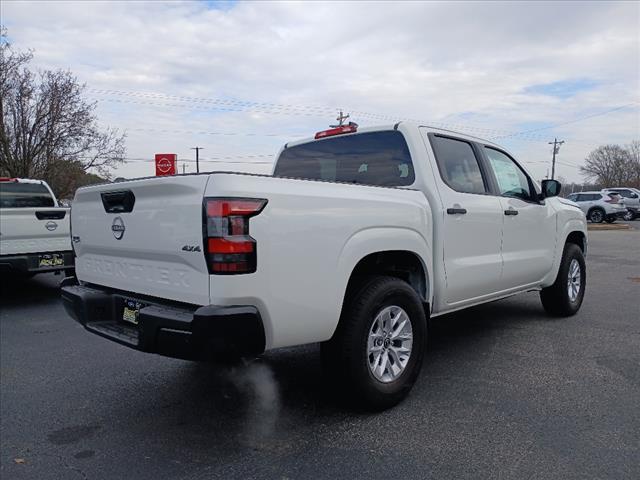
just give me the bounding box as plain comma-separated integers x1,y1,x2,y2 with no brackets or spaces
101,190,136,213
35,210,66,220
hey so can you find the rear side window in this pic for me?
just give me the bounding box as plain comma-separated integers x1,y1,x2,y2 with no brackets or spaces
580,194,600,201
429,135,487,194
0,182,55,208
274,131,415,186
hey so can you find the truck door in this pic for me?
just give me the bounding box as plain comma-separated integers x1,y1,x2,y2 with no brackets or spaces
481,146,556,288
424,133,504,306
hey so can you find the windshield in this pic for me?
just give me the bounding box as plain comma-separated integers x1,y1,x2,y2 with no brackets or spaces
0,182,55,208
274,130,415,186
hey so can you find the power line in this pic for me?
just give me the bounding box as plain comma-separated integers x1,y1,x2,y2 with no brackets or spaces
123,127,306,138
494,103,639,139
88,88,637,146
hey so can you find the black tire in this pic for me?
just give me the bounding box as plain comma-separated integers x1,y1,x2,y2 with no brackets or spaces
321,275,427,411
540,243,586,317
588,208,605,223
605,217,616,224
622,210,634,222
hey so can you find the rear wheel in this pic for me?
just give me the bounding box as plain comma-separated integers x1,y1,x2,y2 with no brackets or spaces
588,208,604,223
540,243,586,317
321,276,427,411
623,210,634,222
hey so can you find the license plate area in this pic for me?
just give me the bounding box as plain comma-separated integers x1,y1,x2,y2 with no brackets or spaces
122,298,147,325
38,253,64,268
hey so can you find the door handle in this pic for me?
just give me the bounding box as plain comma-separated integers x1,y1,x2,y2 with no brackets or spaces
447,208,467,215
504,209,519,216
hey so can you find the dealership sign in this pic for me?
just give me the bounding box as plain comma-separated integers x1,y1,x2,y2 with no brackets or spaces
155,154,177,176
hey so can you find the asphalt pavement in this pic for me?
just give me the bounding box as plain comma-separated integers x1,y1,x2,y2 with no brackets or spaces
1,226,639,479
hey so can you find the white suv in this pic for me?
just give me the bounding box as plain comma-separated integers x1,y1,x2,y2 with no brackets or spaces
566,191,627,223
602,188,640,221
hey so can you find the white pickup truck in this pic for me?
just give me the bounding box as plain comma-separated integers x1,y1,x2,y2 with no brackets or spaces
0,178,74,277
61,123,587,409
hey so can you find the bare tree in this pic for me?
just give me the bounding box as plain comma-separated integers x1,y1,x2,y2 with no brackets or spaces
0,28,125,182
580,144,634,187
626,140,640,188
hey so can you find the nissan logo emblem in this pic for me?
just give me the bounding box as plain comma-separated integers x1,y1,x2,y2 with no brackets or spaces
45,221,58,231
111,216,125,240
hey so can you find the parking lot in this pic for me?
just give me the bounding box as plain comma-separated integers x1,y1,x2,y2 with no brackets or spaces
1,226,638,480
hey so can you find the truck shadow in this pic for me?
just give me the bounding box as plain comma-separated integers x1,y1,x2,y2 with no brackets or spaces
87,293,548,457
0,273,62,307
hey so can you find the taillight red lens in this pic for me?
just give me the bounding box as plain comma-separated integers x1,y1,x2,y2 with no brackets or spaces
206,199,266,217
208,238,255,254
203,198,266,275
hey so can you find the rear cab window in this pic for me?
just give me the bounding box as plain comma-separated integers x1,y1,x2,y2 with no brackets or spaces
0,182,55,208
273,130,415,187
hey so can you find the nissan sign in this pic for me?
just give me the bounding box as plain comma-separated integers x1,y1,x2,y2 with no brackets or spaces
155,153,177,176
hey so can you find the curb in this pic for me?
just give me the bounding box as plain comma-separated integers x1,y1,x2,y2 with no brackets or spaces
587,223,631,231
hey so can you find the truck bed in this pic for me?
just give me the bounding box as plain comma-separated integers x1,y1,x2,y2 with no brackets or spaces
70,172,432,349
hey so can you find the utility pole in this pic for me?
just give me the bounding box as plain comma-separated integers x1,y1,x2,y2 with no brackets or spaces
191,147,203,173
548,138,565,180
182,162,186,175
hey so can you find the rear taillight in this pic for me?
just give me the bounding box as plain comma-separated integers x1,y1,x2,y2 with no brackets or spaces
203,198,267,274
604,196,618,204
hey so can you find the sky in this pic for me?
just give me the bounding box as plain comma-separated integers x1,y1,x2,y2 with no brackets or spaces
2,0,639,182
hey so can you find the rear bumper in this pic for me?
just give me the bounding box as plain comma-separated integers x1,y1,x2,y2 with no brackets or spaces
60,278,265,360
0,251,74,274
606,211,627,219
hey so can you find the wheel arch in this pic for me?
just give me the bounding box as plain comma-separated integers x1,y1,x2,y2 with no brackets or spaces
330,227,433,341
345,250,430,305
565,230,587,255
541,221,587,287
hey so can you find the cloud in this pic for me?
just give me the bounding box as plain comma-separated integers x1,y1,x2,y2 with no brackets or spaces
3,0,639,181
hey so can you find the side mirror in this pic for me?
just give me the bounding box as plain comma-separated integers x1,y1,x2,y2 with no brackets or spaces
540,179,561,199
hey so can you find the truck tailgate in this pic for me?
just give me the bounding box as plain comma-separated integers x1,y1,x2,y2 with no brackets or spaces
72,175,211,305
0,207,71,255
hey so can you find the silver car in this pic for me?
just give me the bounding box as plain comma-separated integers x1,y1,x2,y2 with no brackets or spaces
566,191,627,223
602,187,640,221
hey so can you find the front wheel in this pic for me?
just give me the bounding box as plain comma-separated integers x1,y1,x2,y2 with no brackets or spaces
321,276,427,411
540,243,586,317
623,210,634,222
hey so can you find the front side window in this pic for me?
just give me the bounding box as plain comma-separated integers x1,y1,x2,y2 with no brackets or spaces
274,130,414,187
484,147,534,201
0,182,55,208
429,136,487,194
